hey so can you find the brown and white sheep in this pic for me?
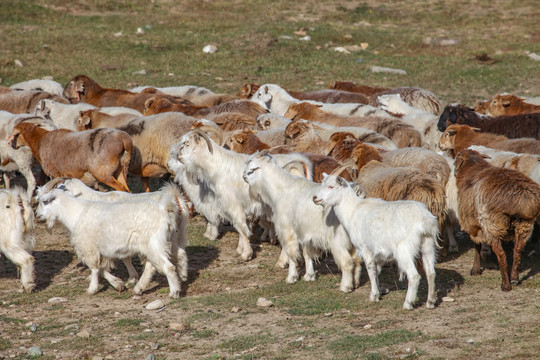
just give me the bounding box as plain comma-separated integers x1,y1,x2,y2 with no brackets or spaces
0,90,68,114
439,124,540,157
454,149,540,291
8,122,132,192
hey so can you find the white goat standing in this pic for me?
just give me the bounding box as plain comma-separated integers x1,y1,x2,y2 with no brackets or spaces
243,153,361,292
313,174,438,309
36,185,183,298
0,187,35,292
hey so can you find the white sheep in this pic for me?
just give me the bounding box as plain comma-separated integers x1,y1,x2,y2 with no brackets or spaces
0,187,35,293
252,84,394,118
243,153,361,292
313,173,438,309
10,79,64,96
36,184,184,298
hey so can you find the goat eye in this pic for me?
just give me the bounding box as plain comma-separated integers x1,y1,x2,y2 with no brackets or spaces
5,205,10,208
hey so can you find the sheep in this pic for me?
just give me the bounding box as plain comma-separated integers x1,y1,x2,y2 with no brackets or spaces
62,74,193,113
131,85,238,107
313,173,438,309
0,187,35,293
34,99,142,130
41,177,189,285
467,145,540,184
477,93,540,117
0,90,68,114
438,124,540,157
437,104,540,140
329,81,441,115
0,111,57,197
8,122,132,192
211,112,257,131
454,149,540,291
377,94,442,152
76,109,197,191
36,183,184,298
284,103,421,148
10,79,64,96
256,113,292,130
243,152,361,292
251,84,393,118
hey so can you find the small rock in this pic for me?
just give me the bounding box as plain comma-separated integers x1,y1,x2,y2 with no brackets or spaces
113,32,123,37
294,30,307,36
256,297,274,307
334,47,351,54
324,312,333,317
14,59,23,67
30,324,37,332
169,322,188,332
132,295,142,300
295,336,305,342
299,35,311,41
27,347,42,356
146,355,156,360
360,42,369,49
528,52,540,61
77,330,90,338
146,299,164,310
231,306,241,313
150,343,159,350
136,27,145,35
139,322,150,327
371,66,407,75
132,69,147,75
144,329,153,333
202,44,218,54
343,34,353,41
439,39,459,46
64,324,80,331
364,324,372,330
48,297,67,303
466,338,475,344
442,296,455,302
114,312,121,317
279,35,293,40
25,321,33,327
145,25,152,30
215,77,224,81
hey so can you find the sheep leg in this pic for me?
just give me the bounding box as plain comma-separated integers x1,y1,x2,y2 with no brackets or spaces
122,257,139,285
98,175,130,192
351,249,362,289
17,164,36,198
510,222,534,285
365,255,380,302
102,270,126,292
275,247,289,268
470,242,483,276
133,262,156,295
156,258,182,298
490,239,511,291
302,246,316,282
2,171,12,189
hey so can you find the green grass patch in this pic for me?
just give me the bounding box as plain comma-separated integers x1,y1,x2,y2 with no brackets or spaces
192,329,217,339
328,329,422,355
0,338,11,351
114,318,146,328
218,331,275,353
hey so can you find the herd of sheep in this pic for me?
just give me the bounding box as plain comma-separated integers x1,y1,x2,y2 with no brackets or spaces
0,76,539,310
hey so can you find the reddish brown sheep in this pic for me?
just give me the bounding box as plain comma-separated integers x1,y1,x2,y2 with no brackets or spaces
454,149,540,291
478,93,540,117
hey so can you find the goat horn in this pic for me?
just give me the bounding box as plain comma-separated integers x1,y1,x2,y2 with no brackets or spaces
266,144,289,153
41,177,68,194
193,129,213,154
330,165,351,177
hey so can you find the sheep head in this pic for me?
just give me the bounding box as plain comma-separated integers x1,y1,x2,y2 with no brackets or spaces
351,142,382,171
76,109,95,131
238,83,260,98
7,123,32,149
225,130,257,153
63,74,92,103
485,93,525,117
454,149,490,176
284,102,322,121
285,119,313,139
313,172,350,208
144,96,172,115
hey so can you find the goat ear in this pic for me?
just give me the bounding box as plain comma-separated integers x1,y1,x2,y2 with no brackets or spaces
336,177,346,187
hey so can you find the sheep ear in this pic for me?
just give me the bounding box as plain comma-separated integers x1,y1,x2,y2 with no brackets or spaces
471,127,481,133
237,137,245,144
448,129,457,135
501,100,511,107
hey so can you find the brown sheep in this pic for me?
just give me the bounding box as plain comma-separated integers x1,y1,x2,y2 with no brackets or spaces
285,102,422,148
0,90,68,114
8,122,131,192
439,124,540,157
478,93,540,117
454,149,540,291
143,96,206,116
63,74,193,113
211,112,257,131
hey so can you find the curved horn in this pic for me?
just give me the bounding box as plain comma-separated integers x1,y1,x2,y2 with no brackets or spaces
330,165,351,177
40,177,68,194
196,124,224,146
267,144,290,154
193,129,214,154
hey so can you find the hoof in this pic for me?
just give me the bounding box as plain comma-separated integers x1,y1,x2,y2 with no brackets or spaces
470,268,483,276
426,301,436,309
169,290,181,299
303,273,316,282
403,302,414,310
501,283,512,292
286,275,298,284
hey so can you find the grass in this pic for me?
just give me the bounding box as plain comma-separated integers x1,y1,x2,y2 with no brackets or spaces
328,329,422,354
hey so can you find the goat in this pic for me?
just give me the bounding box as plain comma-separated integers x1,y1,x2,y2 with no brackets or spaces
439,124,540,157
8,122,132,192
477,93,540,117
0,187,35,292
454,149,540,291
36,183,184,297
243,153,361,292
437,104,540,140
313,173,438,309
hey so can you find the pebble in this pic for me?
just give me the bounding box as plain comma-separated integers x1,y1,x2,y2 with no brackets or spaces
169,322,188,332
202,45,218,54
466,338,475,344
150,343,159,350
371,66,407,75
364,324,372,330
92,357,103,360
528,52,540,61
256,297,274,308
299,35,311,41
145,299,164,310
231,306,241,313
48,297,68,303
136,27,145,35
132,69,147,75
295,336,304,342
14,59,23,67
324,313,333,317
334,47,351,54
146,355,155,360
114,312,121,317
64,324,80,331
30,324,37,332
442,296,455,302
77,330,90,338
27,347,42,356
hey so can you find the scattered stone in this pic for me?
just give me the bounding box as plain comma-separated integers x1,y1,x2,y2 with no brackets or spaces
231,306,241,313
440,39,459,46
360,42,369,49
169,322,188,332
528,52,540,61
256,297,274,307
364,324,372,330
442,296,455,302
136,27,145,35
113,32,123,37
139,322,150,327
64,324,80,331
225,287,231,291
30,324,37,332
77,330,90,338
114,311,121,317
27,347,42,356
324,312,333,317
146,354,156,360
14,59,23,67
203,44,218,54
294,30,307,36
25,321,33,327
48,297,68,303
334,47,351,54
371,66,407,75
466,338,475,344
343,45,363,52
150,343,159,350
145,25,152,30
299,35,311,41
132,295,142,300
295,336,305,342
144,329,153,333
343,34,353,41
279,35,293,40
146,299,165,310
132,69,147,75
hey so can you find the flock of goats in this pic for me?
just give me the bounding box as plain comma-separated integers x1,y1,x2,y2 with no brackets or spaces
0,75,539,310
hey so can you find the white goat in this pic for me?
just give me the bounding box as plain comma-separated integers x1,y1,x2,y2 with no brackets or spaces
243,153,361,292
313,174,438,310
0,187,35,292
36,185,183,298
377,94,442,152
252,84,394,118
10,79,64,96
41,177,189,285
